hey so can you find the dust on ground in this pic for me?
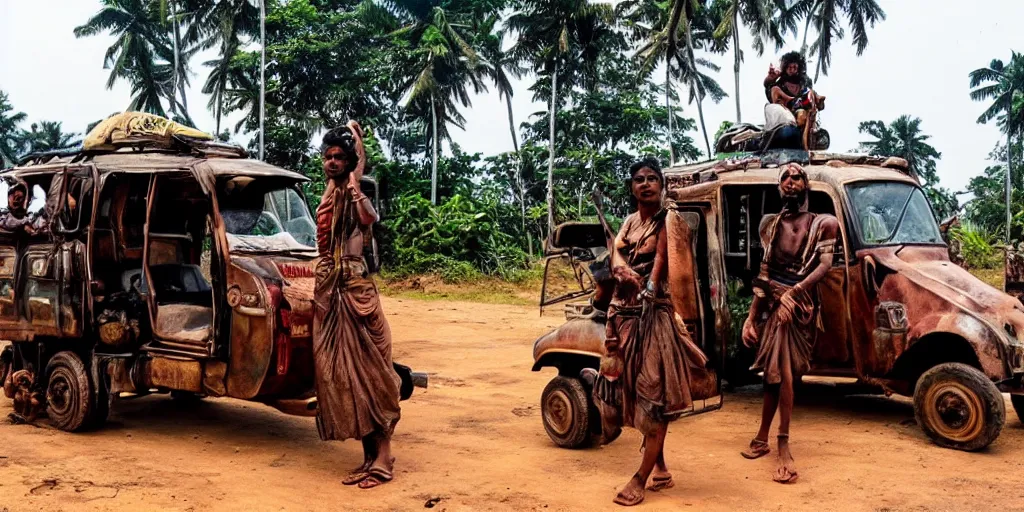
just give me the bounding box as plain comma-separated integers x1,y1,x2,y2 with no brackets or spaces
1,297,1024,511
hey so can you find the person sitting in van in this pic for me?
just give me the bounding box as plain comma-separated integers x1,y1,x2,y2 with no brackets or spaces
0,180,45,235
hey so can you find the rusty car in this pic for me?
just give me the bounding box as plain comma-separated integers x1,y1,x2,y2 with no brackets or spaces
533,149,1024,451
0,112,424,432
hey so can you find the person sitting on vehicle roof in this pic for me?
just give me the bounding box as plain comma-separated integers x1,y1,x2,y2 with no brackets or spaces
764,52,826,150
0,179,46,236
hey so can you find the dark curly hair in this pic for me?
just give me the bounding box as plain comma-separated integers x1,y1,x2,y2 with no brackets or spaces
779,51,808,83
321,125,359,172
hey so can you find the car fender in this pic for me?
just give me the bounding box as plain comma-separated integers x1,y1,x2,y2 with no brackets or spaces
531,319,605,372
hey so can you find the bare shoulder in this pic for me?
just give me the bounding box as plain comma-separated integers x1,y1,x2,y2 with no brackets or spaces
817,214,840,236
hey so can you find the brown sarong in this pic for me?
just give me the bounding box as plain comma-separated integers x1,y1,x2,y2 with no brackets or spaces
596,298,709,435
313,256,401,441
750,281,815,385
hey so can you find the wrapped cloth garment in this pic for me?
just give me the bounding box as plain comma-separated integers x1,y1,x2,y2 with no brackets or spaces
312,186,401,441
750,212,839,384
593,212,711,436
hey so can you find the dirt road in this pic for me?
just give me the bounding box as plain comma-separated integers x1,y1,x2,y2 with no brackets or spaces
2,298,1024,511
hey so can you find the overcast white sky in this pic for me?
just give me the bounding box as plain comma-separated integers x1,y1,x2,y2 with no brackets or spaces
1,0,1022,196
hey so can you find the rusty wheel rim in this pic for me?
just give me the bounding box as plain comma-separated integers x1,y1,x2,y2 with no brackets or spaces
544,389,574,437
924,381,984,443
46,368,76,420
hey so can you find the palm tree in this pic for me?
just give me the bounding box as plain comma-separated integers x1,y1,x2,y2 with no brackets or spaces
0,91,27,166
477,15,532,252
970,52,1024,242
713,0,788,123
478,16,527,153
75,0,174,116
366,1,488,205
507,0,616,233
193,0,259,134
858,115,941,184
18,122,82,155
636,1,726,159
791,0,886,83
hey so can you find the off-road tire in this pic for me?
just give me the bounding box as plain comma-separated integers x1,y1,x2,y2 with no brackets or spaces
913,362,1004,451
541,376,592,449
46,351,106,432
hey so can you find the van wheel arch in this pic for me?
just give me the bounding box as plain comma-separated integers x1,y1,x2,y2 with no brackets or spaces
532,352,600,376
890,332,982,388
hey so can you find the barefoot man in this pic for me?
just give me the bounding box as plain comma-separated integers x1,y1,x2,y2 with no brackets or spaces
740,163,838,483
584,159,710,506
313,122,402,489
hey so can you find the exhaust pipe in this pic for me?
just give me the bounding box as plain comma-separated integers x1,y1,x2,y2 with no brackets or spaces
411,372,428,388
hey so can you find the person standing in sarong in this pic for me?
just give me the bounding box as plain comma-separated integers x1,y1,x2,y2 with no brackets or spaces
313,121,402,489
740,163,839,484
583,159,710,507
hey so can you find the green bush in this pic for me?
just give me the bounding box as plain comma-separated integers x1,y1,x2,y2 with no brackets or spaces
952,222,1002,269
381,193,530,282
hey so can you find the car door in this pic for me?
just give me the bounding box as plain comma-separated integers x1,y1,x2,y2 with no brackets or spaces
666,205,723,415
190,163,275,399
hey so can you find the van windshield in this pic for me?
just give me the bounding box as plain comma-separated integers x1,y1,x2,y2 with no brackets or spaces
220,184,317,253
846,182,943,245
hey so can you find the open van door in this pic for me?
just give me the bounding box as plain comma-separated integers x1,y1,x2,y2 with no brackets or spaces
666,206,723,416
142,172,217,359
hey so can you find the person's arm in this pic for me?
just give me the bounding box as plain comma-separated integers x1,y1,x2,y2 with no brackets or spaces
742,273,770,347
345,121,378,227
771,86,794,106
610,216,641,291
792,217,838,293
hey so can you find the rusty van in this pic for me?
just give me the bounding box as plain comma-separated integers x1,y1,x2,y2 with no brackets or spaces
0,113,423,432
534,150,1024,451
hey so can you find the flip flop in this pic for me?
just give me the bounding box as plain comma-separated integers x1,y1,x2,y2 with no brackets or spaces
613,489,645,507
647,475,674,492
342,471,370,486
358,467,394,489
741,439,771,459
773,467,799,484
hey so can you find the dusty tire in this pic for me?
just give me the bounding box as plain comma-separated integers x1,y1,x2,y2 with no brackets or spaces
913,363,1004,451
541,376,592,449
46,351,104,432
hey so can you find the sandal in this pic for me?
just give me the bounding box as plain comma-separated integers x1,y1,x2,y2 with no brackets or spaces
647,474,674,491
741,438,771,459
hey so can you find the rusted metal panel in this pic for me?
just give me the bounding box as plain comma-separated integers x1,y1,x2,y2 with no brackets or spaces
203,360,227,396
532,319,606,362
224,260,275,399
141,356,203,393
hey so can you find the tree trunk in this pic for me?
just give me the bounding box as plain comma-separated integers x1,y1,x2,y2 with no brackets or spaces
546,62,558,238
685,19,712,158
508,95,530,255
732,5,742,123
506,95,519,153
258,0,266,161
1008,128,1014,243
666,65,675,166
215,95,222,138
800,7,814,57
170,0,179,118
431,96,439,205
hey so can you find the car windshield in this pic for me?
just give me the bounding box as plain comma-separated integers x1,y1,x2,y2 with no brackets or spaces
220,184,316,252
847,182,943,245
